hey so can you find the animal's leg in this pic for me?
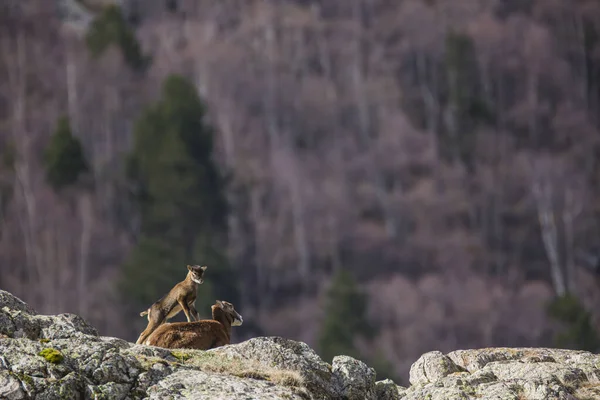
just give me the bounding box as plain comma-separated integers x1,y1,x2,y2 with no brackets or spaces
135,310,165,345
178,298,193,322
189,302,199,321
136,325,154,345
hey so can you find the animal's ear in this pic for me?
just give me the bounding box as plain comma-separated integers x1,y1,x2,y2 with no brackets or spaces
187,265,193,272
200,265,208,271
215,300,224,307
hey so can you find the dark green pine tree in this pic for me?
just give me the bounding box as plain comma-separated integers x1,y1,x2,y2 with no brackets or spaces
318,270,375,363
122,74,236,320
318,270,400,381
44,116,88,191
547,294,600,352
85,4,150,71
0,140,15,224
443,31,494,170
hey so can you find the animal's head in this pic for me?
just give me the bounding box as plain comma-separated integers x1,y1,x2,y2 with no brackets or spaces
187,265,207,284
214,300,243,326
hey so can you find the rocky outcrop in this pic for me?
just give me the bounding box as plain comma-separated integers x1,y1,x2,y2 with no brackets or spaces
0,290,387,399
1,289,599,399
404,348,600,400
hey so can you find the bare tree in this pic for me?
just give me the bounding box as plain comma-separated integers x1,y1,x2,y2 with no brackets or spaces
528,154,587,296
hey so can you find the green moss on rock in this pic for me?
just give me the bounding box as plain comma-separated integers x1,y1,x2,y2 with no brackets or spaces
39,347,64,364
17,373,33,386
134,353,170,371
171,351,193,363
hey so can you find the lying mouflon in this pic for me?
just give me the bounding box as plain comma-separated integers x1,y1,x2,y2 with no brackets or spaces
143,300,243,350
135,265,207,345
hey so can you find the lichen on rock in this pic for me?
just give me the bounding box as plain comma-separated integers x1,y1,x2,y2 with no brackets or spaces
375,378,407,400
332,355,377,400
210,336,338,398
409,350,465,386
404,347,600,399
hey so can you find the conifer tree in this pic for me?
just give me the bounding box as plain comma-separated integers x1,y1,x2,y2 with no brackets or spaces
44,116,88,190
85,4,150,71
318,270,374,362
443,31,493,170
547,294,600,352
122,74,235,320
318,270,401,381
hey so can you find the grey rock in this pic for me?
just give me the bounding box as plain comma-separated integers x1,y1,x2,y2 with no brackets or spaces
0,291,36,314
35,371,87,400
409,350,464,385
145,369,307,400
1,307,41,339
403,347,600,400
211,336,338,398
0,370,26,400
38,313,99,339
87,382,132,400
332,355,376,400
3,290,599,400
0,291,375,399
0,290,98,341
375,379,407,400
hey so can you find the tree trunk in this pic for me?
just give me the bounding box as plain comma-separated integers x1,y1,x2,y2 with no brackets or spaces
350,0,396,238
66,38,79,134
78,193,94,316
532,179,567,296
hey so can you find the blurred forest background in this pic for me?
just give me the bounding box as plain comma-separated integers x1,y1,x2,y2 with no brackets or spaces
2,0,600,383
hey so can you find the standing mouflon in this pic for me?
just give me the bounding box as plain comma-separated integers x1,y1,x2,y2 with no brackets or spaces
135,265,207,345
144,300,243,350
